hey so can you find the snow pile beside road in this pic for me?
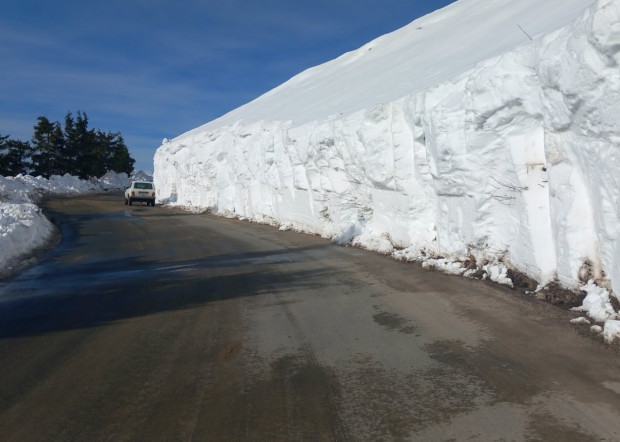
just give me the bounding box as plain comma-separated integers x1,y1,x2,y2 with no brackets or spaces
0,202,51,272
574,281,618,324
572,280,620,342
98,170,132,190
154,0,620,335
1,174,102,203
393,249,515,288
0,171,142,277
603,321,620,344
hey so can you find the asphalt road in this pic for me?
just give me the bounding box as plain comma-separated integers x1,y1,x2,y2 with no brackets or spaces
1,193,620,441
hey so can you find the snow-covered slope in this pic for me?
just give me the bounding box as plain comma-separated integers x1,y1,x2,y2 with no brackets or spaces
183,0,594,131
154,0,620,327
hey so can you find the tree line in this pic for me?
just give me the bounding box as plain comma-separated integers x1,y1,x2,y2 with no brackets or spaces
0,111,135,179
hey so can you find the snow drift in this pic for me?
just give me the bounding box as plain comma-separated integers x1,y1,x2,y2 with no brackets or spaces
154,1,620,308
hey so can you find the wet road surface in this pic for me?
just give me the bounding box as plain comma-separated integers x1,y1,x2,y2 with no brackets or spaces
1,193,620,440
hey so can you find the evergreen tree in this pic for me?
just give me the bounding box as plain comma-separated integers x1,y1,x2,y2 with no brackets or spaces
102,131,134,175
50,122,65,175
0,134,31,176
6,139,31,175
73,112,96,179
86,129,107,178
31,117,56,178
4,111,135,178
0,134,9,175
63,111,78,173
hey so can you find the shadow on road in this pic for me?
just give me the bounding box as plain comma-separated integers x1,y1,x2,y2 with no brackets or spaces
0,246,338,340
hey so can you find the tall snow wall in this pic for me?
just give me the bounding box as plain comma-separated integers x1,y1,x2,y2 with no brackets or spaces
154,0,620,293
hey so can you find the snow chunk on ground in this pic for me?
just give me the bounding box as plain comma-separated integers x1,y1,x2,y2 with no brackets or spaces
570,280,620,341
482,264,514,288
603,320,620,344
422,258,467,276
591,325,603,334
572,280,619,323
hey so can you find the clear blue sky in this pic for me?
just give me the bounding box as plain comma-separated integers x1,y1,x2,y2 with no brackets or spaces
0,0,454,172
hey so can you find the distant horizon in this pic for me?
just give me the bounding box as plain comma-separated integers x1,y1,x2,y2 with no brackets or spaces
0,0,455,171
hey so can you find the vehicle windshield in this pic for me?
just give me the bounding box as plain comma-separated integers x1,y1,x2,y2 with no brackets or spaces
134,182,153,189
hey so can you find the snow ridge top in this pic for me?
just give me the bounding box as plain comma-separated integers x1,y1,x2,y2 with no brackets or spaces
183,0,594,136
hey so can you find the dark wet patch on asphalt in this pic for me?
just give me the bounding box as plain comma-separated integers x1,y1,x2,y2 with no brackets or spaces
425,339,540,405
526,410,599,442
372,306,418,335
336,351,489,439
218,340,243,362
0,247,319,301
214,351,349,440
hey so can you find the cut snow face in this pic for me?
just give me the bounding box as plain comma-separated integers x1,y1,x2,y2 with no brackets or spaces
154,0,620,337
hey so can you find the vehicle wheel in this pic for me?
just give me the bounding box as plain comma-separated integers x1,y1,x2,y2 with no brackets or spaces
128,198,133,206
124,198,128,205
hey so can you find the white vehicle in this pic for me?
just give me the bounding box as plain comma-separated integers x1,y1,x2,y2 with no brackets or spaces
125,181,156,206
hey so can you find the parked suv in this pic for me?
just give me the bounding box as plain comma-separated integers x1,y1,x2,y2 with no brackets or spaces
125,181,156,206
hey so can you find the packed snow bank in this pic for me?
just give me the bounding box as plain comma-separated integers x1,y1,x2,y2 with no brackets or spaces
154,0,620,333
0,202,52,274
0,171,146,277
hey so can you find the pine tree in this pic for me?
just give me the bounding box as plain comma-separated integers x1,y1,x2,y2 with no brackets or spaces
63,111,78,173
7,139,31,175
105,132,134,174
50,122,65,175
0,134,31,176
4,111,135,178
31,117,56,178
73,112,96,179
87,129,107,178
0,134,9,175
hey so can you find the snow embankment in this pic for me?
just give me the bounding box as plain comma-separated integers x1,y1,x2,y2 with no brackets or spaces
154,0,620,339
0,171,134,277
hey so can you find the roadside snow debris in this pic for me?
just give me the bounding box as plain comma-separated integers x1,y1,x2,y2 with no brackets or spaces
603,321,620,344
422,258,467,276
571,280,620,343
414,254,514,287
572,280,619,323
570,317,591,325
0,171,150,277
591,325,603,334
482,264,514,288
